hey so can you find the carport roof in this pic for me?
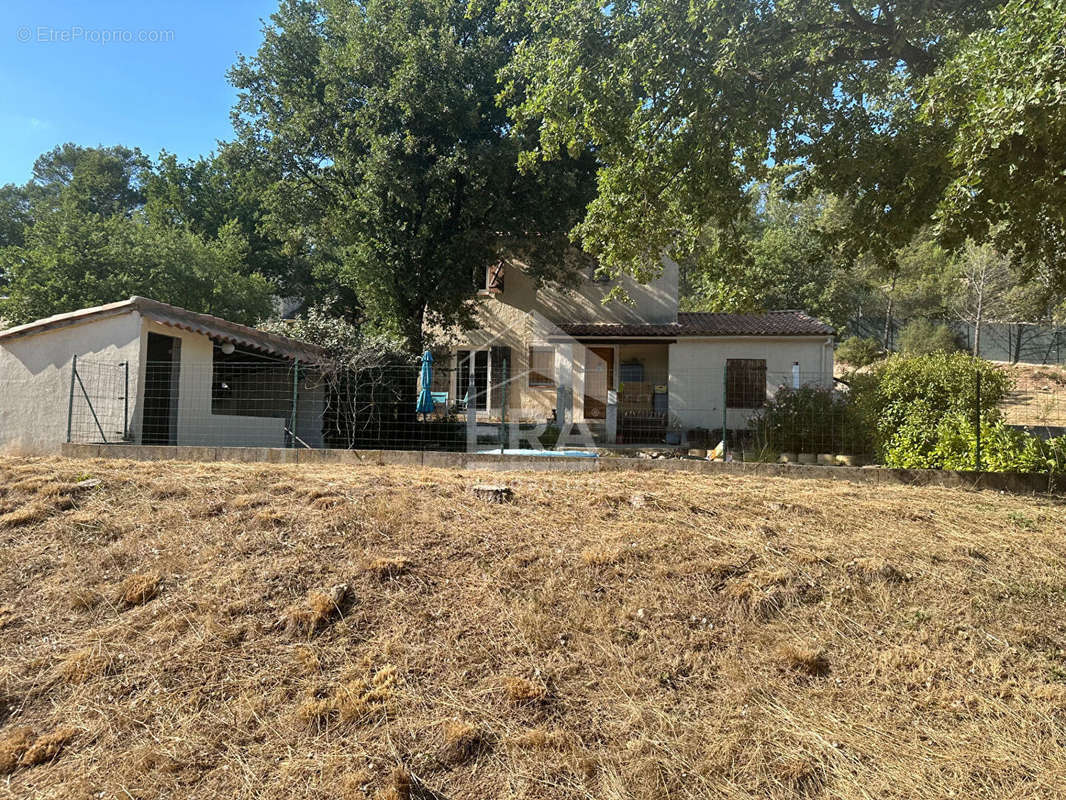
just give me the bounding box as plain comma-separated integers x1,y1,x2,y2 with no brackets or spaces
0,297,329,363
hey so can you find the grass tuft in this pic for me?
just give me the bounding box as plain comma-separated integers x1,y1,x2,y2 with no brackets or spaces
502,676,548,706
777,643,831,677
278,584,348,639
117,571,161,607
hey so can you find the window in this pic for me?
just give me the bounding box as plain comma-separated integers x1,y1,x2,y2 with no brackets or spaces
479,261,505,293
456,350,489,410
528,347,555,387
725,358,767,409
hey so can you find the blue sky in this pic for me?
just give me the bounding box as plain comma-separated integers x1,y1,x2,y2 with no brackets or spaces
0,0,278,185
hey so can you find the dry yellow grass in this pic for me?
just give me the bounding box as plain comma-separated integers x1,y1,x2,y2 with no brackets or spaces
1,455,1066,799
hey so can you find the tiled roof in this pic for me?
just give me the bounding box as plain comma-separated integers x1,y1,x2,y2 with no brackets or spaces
0,297,329,363
556,311,834,338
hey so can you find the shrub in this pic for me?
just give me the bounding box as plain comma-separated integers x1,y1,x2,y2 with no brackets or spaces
926,412,1048,473
749,385,870,455
835,336,883,368
849,353,1013,468
898,319,959,356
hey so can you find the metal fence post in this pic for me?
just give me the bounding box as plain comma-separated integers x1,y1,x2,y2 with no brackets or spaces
122,360,129,441
499,355,508,454
290,360,300,448
721,367,728,454
974,368,983,472
66,354,77,443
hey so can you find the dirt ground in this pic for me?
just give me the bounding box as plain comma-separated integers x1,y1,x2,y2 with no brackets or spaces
1,456,1065,799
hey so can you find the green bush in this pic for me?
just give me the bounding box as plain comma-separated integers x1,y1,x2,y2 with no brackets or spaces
835,336,884,368
927,412,1049,473
749,385,870,455
849,353,1014,468
898,319,960,356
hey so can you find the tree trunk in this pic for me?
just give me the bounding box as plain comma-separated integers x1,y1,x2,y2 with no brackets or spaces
882,274,897,351
973,292,983,357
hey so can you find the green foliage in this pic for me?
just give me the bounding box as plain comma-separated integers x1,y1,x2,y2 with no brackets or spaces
0,143,281,327
503,0,998,280
849,353,1013,469
749,385,870,456
143,145,318,303
835,337,884,369
0,213,275,326
898,319,960,356
924,0,1066,282
229,0,596,350
929,412,1052,473
258,307,407,369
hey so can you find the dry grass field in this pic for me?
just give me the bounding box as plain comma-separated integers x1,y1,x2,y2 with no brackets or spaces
1,456,1066,799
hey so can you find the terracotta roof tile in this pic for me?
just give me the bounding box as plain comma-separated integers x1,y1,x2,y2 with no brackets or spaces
557,311,833,338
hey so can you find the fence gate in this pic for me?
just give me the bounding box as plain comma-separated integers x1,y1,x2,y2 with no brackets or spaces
66,356,130,444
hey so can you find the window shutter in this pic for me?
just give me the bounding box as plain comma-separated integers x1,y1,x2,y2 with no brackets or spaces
726,359,767,409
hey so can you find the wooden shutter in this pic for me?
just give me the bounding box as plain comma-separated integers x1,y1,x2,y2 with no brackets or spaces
726,359,767,409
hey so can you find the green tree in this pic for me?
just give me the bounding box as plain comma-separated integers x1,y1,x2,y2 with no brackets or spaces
229,0,596,351
503,0,998,281
0,209,274,326
925,0,1066,282
143,145,321,304
898,319,959,356
681,180,866,327
0,144,275,326
28,143,151,217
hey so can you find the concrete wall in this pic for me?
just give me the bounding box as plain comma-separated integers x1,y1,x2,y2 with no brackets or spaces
668,337,835,432
0,312,144,454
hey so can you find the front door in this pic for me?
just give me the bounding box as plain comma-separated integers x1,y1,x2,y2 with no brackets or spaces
583,346,614,420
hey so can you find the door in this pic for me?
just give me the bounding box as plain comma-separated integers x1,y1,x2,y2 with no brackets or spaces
143,332,180,445
583,346,614,419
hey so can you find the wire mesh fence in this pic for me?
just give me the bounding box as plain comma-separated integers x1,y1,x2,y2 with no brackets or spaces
849,316,1066,365
67,356,130,446
64,354,1066,469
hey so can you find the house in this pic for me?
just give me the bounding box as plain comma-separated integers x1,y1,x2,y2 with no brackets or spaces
440,260,835,445
0,297,327,454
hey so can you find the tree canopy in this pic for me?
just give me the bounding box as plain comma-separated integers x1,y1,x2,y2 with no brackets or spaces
229,0,597,350
501,0,1064,295
0,144,275,326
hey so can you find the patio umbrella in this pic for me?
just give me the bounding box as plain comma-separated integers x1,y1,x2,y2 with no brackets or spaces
416,350,435,416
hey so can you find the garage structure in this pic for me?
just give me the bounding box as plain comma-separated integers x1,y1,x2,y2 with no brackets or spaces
0,297,327,454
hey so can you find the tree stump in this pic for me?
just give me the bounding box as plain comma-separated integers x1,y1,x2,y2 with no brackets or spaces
471,484,514,503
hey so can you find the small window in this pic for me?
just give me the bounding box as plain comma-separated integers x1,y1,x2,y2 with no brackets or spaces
726,358,767,409
528,347,555,387
480,261,505,293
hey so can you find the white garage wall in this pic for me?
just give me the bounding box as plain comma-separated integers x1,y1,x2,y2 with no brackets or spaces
0,312,144,454
668,337,834,433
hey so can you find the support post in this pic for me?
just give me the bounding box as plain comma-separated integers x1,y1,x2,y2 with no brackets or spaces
290,360,300,448
721,367,728,455
66,354,77,443
499,355,508,454
121,360,129,441
974,369,982,471
465,375,478,452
